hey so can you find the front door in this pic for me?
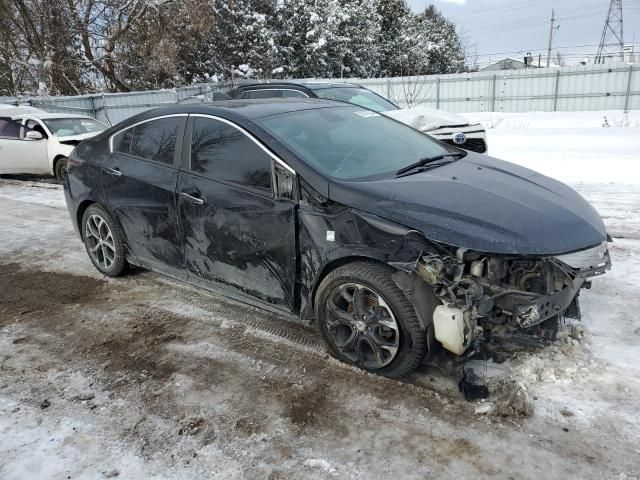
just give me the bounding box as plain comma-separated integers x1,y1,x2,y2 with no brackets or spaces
102,115,186,271
177,115,297,312
0,117,48,174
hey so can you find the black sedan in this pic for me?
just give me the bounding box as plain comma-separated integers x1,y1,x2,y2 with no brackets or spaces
64,99,610,378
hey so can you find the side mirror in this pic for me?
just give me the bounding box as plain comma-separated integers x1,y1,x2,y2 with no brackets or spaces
25,130,44,141
274,163,296,200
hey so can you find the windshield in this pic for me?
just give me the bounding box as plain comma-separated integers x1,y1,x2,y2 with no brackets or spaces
314,87,398,113
257,106,455,180
43,118,107,138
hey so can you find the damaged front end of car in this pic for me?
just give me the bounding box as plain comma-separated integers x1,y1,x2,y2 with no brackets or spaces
395,241,611,357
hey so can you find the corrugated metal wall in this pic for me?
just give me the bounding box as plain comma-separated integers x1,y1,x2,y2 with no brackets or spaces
358,64,639,112
1,64,637,123
0,84,227,125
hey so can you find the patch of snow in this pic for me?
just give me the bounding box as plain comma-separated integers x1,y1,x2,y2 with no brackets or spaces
303,458,337,474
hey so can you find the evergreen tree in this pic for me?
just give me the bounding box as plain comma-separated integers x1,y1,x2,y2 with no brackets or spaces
174,0,218,84
414,5,465,74
376,0,413,77
212,0,281,79
337,0,381,78
277,0,345,78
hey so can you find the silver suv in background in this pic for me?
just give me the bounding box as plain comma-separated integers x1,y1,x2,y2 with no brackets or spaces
228,82,488,153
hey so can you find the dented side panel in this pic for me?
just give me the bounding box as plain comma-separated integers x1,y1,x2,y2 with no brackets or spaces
101,154,184,270
297,203,435,319
177,171,298,312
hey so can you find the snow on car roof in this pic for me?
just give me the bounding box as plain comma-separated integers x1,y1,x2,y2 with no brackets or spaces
0,105,46,116
11,112,95,119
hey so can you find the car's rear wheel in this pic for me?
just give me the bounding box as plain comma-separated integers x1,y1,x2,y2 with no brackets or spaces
81,204,126,277
54,157,68,182
315,261,428,378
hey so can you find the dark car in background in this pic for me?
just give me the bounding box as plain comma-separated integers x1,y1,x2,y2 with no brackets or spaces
228,81,488,153
64,99,610,378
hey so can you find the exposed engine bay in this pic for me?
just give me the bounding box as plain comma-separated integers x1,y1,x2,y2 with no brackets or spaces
411,242,611,357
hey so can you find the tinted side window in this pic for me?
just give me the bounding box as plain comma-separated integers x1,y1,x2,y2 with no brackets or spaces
128,117,180,164
246,90,280,99
281,90,307,98
190,117,272,192
0,118,21,139
113,129,134,154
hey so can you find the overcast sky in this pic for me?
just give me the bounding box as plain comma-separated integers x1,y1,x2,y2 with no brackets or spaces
408,0,640,66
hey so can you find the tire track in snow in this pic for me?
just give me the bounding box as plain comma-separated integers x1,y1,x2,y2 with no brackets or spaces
147,275,326,352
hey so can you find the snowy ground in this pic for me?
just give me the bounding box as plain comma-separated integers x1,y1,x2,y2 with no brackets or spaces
463,110,640,184
1,114,640,479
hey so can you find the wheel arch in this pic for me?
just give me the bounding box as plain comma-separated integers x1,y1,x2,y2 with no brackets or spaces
76,200,95,238
309,255,439,333
309,255,391,317
52,154,67,173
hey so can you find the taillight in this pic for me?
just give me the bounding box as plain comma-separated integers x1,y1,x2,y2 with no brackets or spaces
67,151,85,167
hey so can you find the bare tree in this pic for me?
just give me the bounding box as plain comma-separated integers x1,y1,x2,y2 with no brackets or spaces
67,0,149,91
392,70,434,109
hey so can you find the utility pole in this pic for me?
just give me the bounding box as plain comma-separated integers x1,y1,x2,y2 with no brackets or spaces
595,0,624,64
546,9,556,68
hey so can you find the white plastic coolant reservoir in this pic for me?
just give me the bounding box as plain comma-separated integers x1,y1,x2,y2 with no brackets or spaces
433,305,471,355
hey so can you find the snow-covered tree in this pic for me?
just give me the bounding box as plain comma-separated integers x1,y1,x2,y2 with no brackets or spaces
173,0,218,84
276,0,346,78
414,5,465,74
211,0,280,81
0,0,466,94
376,0,413,77
337,0,381,78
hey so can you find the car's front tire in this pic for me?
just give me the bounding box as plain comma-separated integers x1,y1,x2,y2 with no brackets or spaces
81,204,127,277
54,157,68,182
315,261,428,378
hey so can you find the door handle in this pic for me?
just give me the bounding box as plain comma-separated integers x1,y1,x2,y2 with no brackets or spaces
180,192,205,205
103,167,122,177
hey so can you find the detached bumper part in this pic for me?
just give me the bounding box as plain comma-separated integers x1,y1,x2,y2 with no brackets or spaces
554,242,611,277
505,278,584,329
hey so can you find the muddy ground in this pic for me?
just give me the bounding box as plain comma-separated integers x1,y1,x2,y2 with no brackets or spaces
0,178,639,479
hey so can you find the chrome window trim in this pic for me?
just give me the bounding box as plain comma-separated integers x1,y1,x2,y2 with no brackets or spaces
190,113,296,175
108,114,189,153
242,88,310,98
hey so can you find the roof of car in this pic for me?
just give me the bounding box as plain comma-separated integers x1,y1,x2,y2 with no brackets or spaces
233,81,361,91
127,98,349,123
12,112,96,120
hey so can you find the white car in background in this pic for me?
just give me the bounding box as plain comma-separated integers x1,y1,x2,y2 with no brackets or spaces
0,109,108,181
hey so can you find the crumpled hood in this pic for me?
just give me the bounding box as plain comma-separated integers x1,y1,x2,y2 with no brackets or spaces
57,131,103,143
328,153,607,255
382,107,472,131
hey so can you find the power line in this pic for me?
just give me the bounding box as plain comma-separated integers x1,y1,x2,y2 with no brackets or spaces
471,43,606,57
461,5,612,35
450,0,608,22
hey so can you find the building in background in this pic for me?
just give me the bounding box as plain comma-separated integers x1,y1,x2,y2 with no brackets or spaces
480,57,542,71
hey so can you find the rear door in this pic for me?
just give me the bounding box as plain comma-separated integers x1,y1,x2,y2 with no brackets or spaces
103,115,186,272
177,114,297,312
0,117,48,174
